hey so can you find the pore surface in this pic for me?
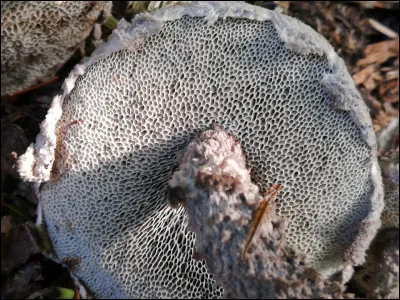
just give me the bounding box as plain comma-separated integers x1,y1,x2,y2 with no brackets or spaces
42,17,372,297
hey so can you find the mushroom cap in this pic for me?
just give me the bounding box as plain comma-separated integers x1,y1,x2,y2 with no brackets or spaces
168,126,345,299
1,1,106,96
350,228,399,299
380,151,399,229
18,1,383,297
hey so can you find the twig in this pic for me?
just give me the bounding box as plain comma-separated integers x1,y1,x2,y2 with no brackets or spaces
1,201,29,220
368,18,399,39
10,76,59,97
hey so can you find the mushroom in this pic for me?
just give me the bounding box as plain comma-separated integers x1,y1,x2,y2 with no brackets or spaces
347,151,399,299
169,126,346,298
1,1,108,96
349,227,399,299
379,150,399,229
18,1,383,298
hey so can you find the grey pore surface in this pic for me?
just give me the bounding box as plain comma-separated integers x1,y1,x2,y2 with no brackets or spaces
37,2,380,298
1,1,105,96
380,151,399,228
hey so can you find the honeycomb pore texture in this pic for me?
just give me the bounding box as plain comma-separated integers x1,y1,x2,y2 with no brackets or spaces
41,15,375,297
1,1,105,96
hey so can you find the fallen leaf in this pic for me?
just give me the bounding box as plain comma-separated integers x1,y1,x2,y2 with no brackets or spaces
364,39,399,56
356,51,397,67
356,39,399,66
365,71,383,91
380,79,399,103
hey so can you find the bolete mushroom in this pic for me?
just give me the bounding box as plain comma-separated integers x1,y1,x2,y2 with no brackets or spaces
169,126,347,298
1,1,107,96
18,1,383,298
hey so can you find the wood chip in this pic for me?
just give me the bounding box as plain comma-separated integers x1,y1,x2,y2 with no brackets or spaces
380,79,399,103
364,72,378,90
357,51,397,66
353,65,376,85
364,39,399,56
356,39,399,66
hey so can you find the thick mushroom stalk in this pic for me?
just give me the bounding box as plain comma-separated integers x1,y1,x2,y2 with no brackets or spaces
169,126,344,298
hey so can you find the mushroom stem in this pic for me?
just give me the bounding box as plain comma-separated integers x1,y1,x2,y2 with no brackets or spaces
169,126,345,298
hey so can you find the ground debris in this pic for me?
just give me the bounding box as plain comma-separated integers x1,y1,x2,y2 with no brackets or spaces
1,219,42,275
281,0,399,139
356,39,399,66
354,39,399,132
1,261,44,299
